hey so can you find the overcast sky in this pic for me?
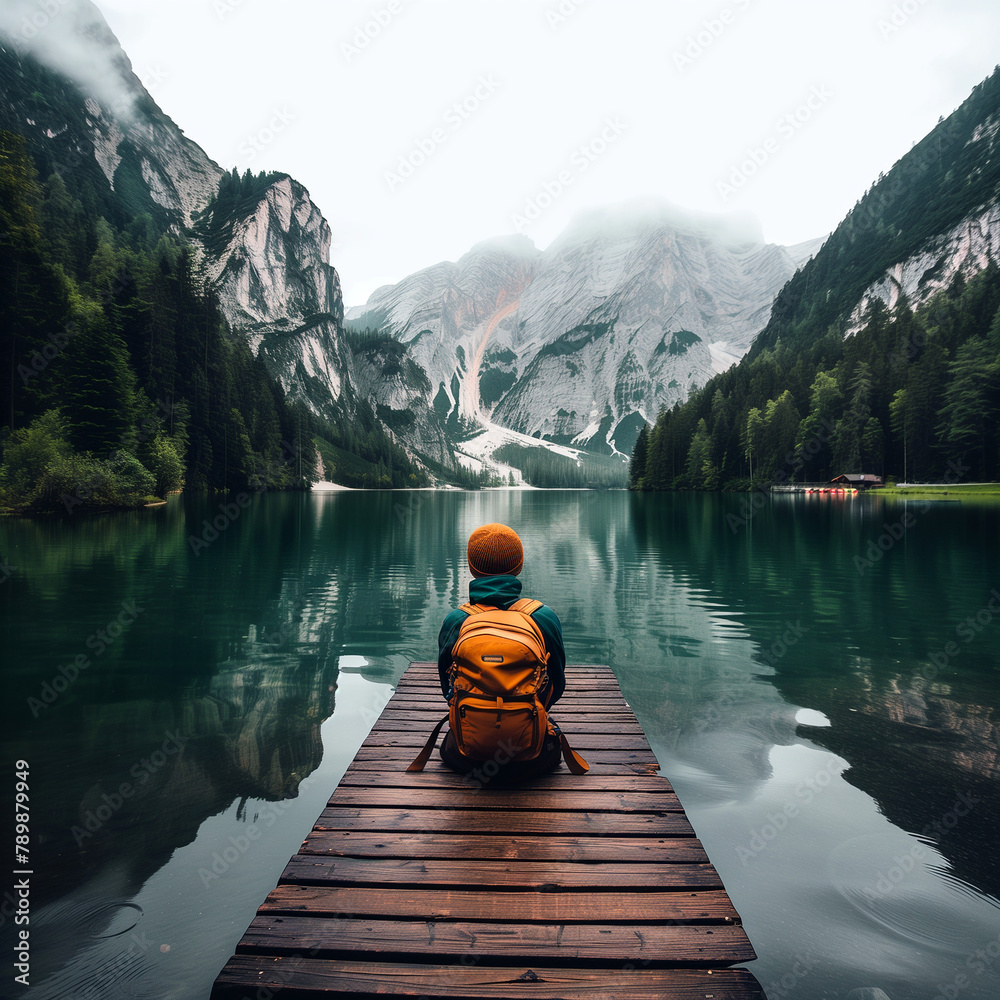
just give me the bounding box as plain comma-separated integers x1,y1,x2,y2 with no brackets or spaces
82,1,1000,304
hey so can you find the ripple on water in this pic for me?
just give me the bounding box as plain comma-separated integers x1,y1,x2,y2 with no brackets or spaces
828,834,996,953
29,901,162,1000
86,901,143,938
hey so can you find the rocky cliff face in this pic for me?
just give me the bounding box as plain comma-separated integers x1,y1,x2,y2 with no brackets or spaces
846,200,1000,335
200,174,350,415
1,0,351,422
348,204,822,455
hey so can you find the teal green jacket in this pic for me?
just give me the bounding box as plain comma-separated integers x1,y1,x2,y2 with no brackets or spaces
437,574,566,704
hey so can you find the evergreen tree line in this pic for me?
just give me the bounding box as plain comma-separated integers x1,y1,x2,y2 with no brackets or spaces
1,130,318,511
494,443,627,489
630,66,1000,494
630,265,1000,491
312,398,428,490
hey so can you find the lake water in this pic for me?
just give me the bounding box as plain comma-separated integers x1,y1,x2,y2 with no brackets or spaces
2,489,999,1000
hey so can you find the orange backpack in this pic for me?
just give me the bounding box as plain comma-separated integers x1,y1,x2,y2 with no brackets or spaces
407,599,588,774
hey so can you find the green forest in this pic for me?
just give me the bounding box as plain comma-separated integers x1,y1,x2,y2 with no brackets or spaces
630,66,1000,493
629,266,1000,491
0,130,321,511
0,130,429,511
493,442,627,489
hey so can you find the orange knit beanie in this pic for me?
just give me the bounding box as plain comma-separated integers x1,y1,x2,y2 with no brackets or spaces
467,523,524,577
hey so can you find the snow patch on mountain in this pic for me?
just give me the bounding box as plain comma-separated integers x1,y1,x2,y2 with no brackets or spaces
349,201,814,456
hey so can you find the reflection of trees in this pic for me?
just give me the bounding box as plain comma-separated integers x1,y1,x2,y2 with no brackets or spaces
627,492,1000,901
3,493,346,911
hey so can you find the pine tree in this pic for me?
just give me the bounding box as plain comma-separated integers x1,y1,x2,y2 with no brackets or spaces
832,362,873,472
58,311,140,455
0,131,71,431
935,336,995,478
629,423,649,489
681,419,712,490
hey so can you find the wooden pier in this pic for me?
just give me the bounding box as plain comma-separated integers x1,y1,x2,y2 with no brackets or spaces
211,663,765,999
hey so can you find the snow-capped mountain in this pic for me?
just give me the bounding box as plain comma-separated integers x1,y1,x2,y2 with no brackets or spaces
348,202,824,455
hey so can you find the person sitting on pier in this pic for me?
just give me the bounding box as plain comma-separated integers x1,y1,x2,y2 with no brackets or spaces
423,522,578,781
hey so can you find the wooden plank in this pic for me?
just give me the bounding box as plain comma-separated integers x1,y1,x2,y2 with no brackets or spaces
296,832,709,863
399,672,619,681
212,957,767,999
347,748,661,769
312,807,695,837
388,697,632,714
362,732,653,752
393,679,623,688
393,684,625,697
237,915,755,963
343,756,660,776
395,680,622,690
375,712,645,734
327,787,683,813
258,885,743,924
401,662,614,674
336,770,676,793
279,856,720,889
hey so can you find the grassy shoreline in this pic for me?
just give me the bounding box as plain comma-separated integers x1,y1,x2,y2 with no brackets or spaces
877,483,1000,498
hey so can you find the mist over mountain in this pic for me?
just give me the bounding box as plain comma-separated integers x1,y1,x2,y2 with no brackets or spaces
0,0,142,122
348,202,824,456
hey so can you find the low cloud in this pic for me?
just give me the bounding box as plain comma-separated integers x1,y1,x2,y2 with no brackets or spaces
0,0,141,122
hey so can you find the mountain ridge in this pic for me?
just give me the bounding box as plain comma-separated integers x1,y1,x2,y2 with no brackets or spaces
347,203,824,456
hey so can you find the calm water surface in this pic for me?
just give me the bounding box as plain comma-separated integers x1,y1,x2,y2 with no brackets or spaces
2,489,999,999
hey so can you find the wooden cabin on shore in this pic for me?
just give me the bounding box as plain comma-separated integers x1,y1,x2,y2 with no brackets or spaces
828,473,883,491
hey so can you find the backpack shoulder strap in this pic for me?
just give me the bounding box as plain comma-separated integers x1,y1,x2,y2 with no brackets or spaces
459,602,496,616
509,598,543,616
406,713,449,772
